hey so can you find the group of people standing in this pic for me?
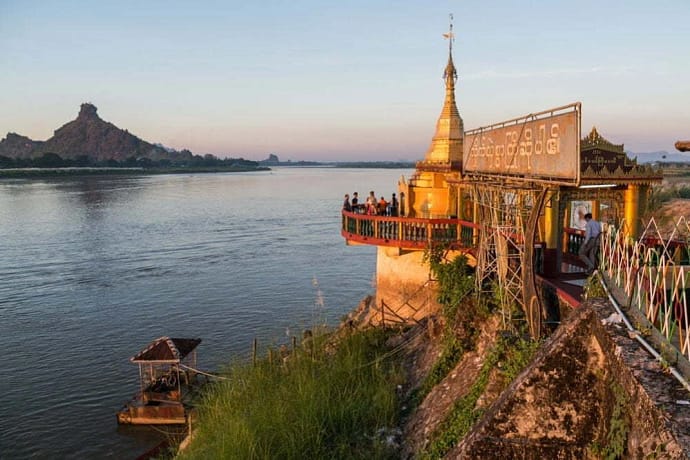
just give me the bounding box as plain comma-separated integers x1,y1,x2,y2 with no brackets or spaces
343,190,399,216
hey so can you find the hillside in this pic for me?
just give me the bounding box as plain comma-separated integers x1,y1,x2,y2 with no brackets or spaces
0,103,192,163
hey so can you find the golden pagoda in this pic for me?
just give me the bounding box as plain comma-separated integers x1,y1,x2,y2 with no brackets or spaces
342,18,474,325
400,19,464,219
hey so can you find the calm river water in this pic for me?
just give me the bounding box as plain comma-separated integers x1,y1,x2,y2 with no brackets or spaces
0,167,410,459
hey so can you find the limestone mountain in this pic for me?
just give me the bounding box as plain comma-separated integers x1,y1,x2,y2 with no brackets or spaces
0,103,193,162
0,133,38,159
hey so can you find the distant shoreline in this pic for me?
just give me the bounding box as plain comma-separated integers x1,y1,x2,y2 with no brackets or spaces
0,162,416,178
0,166,271,178
264,161,416,169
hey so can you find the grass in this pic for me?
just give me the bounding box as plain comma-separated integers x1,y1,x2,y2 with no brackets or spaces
178,328,403,460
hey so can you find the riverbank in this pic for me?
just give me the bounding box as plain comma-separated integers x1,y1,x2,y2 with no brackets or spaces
178,326,403,459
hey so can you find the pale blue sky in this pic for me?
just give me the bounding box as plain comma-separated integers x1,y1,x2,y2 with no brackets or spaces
1,0,689,161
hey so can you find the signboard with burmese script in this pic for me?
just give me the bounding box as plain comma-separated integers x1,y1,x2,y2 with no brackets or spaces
463,103,581,186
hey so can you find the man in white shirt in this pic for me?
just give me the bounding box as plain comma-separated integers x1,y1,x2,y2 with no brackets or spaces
579,213,602,274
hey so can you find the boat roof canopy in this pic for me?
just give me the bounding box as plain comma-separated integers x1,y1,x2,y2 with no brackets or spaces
130,336,201,364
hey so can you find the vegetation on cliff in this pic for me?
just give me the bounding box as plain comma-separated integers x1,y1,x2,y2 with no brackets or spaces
411,251,480,406
419,334,538,459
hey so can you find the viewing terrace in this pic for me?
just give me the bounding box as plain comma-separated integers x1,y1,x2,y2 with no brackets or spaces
341,210,478,252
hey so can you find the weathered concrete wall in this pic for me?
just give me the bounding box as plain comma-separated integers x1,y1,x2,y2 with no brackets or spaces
372,246,439,325
451,298,690,459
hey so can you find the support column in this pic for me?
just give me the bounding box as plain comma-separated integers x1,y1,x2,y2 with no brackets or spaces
457,186,464,220
472,199,480,246
624,185,641,239
543,191,560,276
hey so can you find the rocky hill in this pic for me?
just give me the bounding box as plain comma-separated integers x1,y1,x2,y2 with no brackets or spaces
0,103,192,162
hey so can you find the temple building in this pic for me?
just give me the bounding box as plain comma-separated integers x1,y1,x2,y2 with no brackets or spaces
341,32,663,327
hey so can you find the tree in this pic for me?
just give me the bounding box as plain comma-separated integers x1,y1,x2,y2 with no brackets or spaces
0,155,14,168
35,152,65,168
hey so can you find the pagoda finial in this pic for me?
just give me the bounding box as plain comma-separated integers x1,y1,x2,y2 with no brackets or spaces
442,14,457,89
443,13,454,55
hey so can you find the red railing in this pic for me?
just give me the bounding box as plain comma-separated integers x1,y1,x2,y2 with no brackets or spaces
341,210,479,250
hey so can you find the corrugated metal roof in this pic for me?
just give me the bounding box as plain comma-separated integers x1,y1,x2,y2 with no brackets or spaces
130,336,201,363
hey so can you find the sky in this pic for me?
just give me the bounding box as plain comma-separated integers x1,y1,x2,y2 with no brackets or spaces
1,0,689,161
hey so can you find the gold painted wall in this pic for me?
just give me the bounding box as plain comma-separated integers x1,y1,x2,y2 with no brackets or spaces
373,246,439,325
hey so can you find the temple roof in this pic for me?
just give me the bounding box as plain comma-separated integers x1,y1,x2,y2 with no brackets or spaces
580,127,662,185
581,126,624,153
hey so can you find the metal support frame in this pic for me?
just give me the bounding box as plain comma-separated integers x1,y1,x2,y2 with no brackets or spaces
472,180,546,337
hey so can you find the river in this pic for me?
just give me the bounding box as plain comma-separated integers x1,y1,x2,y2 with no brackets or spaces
0,167,410,459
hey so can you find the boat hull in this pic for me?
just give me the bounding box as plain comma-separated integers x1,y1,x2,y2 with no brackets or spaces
117,401,187,425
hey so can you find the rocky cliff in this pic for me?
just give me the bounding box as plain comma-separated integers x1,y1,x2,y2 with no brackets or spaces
0,103,192,162
389,291,690,458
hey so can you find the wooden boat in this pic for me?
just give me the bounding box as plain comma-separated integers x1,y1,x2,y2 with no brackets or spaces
117,336,202,425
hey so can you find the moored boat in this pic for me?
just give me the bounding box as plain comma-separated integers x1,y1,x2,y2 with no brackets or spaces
117,336,202,425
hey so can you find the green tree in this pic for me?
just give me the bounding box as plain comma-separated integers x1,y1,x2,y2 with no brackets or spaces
35,152,65,168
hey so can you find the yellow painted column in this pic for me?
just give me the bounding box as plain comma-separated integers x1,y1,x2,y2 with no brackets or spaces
624,185,640,239
543,191,560,275
592,199,600,220
544,192,559,249
457,186,464,219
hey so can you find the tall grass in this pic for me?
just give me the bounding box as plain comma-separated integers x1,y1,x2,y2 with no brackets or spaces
179,329,402,459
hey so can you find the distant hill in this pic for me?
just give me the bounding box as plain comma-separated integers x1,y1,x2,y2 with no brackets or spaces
629,150,690,164
0,103,193,163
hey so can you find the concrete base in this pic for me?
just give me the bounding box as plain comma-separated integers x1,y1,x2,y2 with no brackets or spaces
371,247,439,325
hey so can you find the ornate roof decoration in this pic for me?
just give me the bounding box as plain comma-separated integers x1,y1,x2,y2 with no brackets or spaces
581,126,624,153
580,127,662,184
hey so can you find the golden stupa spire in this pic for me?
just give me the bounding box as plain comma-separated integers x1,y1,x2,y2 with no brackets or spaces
443,14,457,93
422,14,464,166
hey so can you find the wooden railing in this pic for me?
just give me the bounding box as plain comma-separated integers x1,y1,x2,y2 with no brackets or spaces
341,210,479,250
